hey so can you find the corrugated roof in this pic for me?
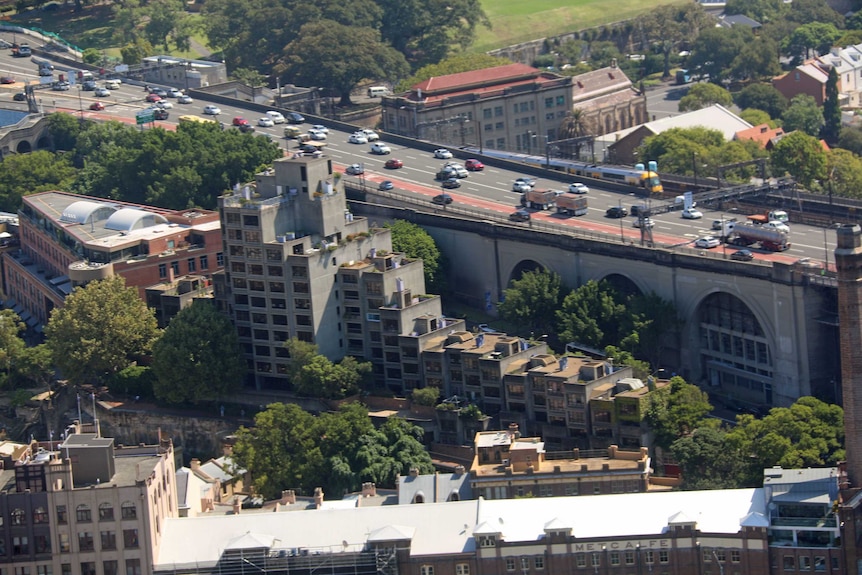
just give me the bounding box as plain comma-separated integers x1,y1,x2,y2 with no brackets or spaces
413,63,540,94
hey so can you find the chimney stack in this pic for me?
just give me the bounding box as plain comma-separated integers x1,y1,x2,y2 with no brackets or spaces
232,497,241,515
281,490,296,505
313,487,324,508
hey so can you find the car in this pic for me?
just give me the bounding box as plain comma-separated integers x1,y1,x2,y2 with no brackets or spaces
38,68,53,77
308,129,327,141
434,148,453,159
633,217,655,228
311,124,329,134
81,80,96,91
730,249,755,262
765,220,790,233
345,164,364,175
146,93,162,103
52,81,70,91
512,181,532,193
105,80,121,90
515,177,536,188
384,159,403,169
12,92,25,101
89,101,105,111
348,133,368,144
266,110,286,124
155,100,173,109
568,182,589,194
445,163,468,178
0,76,14,84
695,236,721,249
203,105,222,115
152,108,169,121
682,207,703,219
300,144,323,155
370,143,391,155
258,117,274,127
232,117,249,127
361,129,379,141
177,95,194,104
713,217,736,230
436,167,457,181
286,112,304,124
168,88,183,98
605,206,628,218
509,209,531,222
441,178,461,189
432,193,453,205
94,87,111,97
378,180,394,191
150,88,168,97
465,159,484,171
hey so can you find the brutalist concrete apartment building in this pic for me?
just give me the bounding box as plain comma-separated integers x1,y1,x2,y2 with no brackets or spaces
213,155,463,391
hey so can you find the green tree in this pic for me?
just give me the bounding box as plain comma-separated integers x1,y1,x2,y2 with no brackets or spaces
730,36,781,82
772,130,827,188
0,310,26,388
725,397,844,486
276,21,409,106
620,292,681,369
120,38,154,66
639,127,727,177
112,0,144,45
822,67,841,145
782,94,824,137
827,149,862,199
786,0,844,28
144,0,191,52
15,344,55,390
411,386,440,406
281,338,371,399
498,268,563,339
45,276,160,385
642,3,711,79
556,280,625,349
687,26,749,85
396,54,510,92
724,0,785,22
82,48,101,65
734,84,788,119
671,426,745,490
48,112,87,151
838,126,862,156
783,22,840,62
150,301,245,404
386,220,443,292
739,108,774,127
678,82,733,112
0,150,77,213
645,376,713,451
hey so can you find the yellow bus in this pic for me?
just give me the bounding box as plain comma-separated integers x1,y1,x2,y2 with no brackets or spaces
178,115,218,126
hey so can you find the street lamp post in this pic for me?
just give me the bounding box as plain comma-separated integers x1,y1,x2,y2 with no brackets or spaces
544,135,550,168
824,227,829,271
692,151,698,189
77,85,83,120
619,199,625,244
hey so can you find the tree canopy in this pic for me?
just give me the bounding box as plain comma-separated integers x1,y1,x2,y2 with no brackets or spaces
0,151,77,213
645,376,713,451
151,301,246,404
45,276,160,385
231,402,434,499
772,130,827,188
281,339,371,399
386,220,443,292
498,268,563,340
782,94,825,137
734,84,788,119
678,83,733,112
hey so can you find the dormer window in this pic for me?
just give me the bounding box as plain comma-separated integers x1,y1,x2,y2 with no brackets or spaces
478,536,496,547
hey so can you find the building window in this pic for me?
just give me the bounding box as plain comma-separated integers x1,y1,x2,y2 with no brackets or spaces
11,508,25,525
100,531,117,551
420,567,434,575
483,108,492,119
544,97,553,108
644,551,654,565
58,533,70,553
61,566,71,575
34,534,50,554
534,557,544,569
77,532,93,552
76,505,91,523
170,261,180,275
158,263,167,279
33,507,48,524
36,566,51,575
659,550,669,564
187,258,196,273
80,565,95,575
800,557,811,571
494,106,503,117
520,558,530,570
456,564,470,575
479,536,496,547
121,502,136,520
123,529,139,549
784,556,796,570
814,556,825,571
556,95,565,106
15,567,31,575
98,503,114,521
56,505,67,524
200,255,209,270
625,551,635,565
731,550,740,563
103,561,118,575
13,536,29,555
506,557,516,571
576,553,586,567
610,551,620,566
217,252,224,267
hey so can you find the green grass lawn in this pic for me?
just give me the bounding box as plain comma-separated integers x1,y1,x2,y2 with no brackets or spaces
472,0,686,53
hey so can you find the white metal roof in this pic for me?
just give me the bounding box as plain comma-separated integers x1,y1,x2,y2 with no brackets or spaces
104,208,169,232
60,200,116,225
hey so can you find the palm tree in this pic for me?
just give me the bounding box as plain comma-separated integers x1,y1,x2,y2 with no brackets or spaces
557,109,593,159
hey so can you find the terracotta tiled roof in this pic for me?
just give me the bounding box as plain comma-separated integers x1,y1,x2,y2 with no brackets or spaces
735,123,785,148
412,63,541,94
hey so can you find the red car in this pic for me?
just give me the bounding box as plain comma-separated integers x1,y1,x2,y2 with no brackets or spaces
0,76,15,84
465,159,484,171
145,93,162,103
232,117,249,127
89,102,105,111
384,158,403,169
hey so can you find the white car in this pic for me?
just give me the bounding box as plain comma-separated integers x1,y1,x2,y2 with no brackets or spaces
434,148,453,159
178,95,194,104
633,217,655,229
94,87,111,97
258,117,275,127
203,105,222,115
311,124,329,134
361,129,380,141
156,100,173,109
370,143,391,155
512,181,532,193
308,129,327,141
569,182,589,194
349,133,368,144
105,80,121,90
168,88,183,98
765,220,790,233
445,164,468,178
682,207,703,220
345,163,364,175
266,111,286,124
695,236,721,249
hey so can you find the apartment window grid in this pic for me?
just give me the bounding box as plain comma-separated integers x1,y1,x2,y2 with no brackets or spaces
98,503,114,521
77,532,93,552
456,564,470,575
506,557,516,571
420,567,434,575
76,505,91,523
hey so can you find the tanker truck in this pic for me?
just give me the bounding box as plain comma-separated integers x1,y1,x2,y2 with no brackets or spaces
721,221,790,252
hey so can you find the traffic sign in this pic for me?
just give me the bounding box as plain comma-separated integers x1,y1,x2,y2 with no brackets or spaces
136,110,154,125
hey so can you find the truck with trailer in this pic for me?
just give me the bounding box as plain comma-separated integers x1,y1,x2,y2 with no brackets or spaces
719,221,791,252
555,193,588,216
521,189,557,210
746,210,788,225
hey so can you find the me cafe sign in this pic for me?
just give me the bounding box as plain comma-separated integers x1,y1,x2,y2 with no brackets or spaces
572,539,670,552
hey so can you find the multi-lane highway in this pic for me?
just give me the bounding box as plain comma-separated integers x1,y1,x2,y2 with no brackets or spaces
0,34,837,268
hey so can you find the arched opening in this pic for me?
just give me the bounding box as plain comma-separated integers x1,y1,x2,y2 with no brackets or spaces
16,140,31,154
36,136,51,149
507,259,544,285
696,292,773,409
600,273,642,299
